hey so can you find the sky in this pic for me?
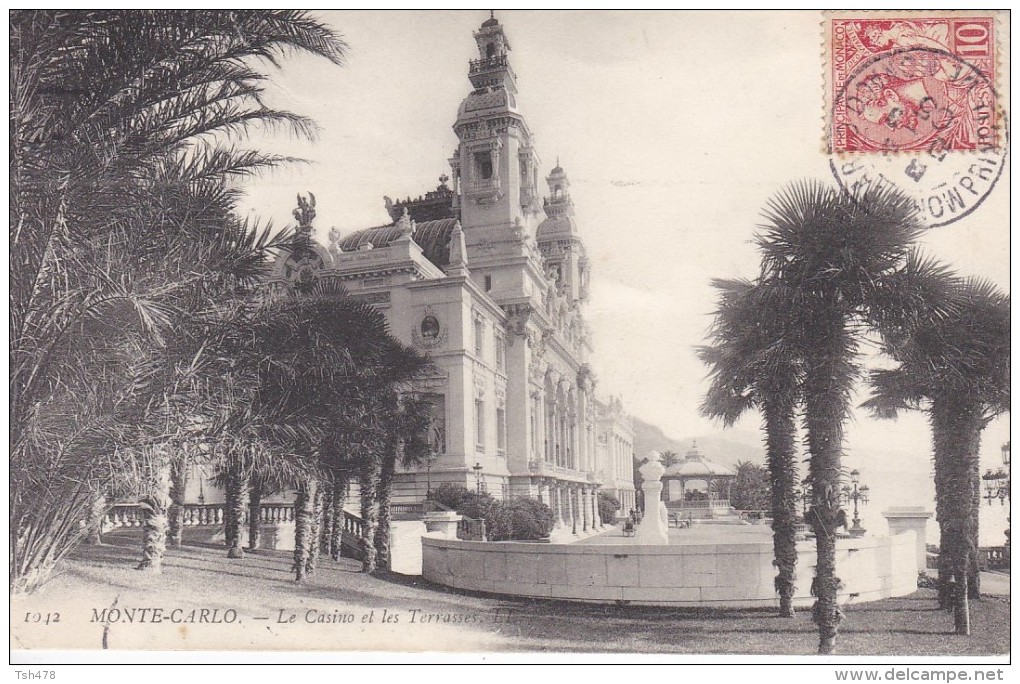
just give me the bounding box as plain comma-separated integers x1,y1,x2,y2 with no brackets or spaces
235,10,1011,542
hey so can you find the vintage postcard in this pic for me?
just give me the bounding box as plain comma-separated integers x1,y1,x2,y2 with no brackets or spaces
9,9,1010,671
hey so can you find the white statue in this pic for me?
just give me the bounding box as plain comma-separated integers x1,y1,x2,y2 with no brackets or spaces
636,454,669,545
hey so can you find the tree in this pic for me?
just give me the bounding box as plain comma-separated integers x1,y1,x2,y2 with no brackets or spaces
374,392,433,570
756,181,932,654
864,277,1009,634
234,280,415,581
731,461,770,512
658,450,681,468
597,491,621,524
9,10,347,591
698,277,803,618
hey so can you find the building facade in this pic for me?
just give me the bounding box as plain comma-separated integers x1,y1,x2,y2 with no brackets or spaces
596,396,637,514
271,16,633,532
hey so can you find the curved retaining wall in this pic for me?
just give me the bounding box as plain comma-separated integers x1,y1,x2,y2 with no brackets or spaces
422,532,918,607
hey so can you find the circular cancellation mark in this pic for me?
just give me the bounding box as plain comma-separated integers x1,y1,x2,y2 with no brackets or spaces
829,47,1007,228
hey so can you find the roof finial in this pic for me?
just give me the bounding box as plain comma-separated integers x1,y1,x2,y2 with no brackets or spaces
490,10,495,20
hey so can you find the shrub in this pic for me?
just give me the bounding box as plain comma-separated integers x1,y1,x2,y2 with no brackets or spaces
487,497,554,541
598,491,621,524
428,484,470,511
427,484,498,523
458,491,498,521
428,486,553,540
917,571,939,589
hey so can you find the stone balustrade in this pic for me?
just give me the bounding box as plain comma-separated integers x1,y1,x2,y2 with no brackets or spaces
106,502,296,528
422,532,919,607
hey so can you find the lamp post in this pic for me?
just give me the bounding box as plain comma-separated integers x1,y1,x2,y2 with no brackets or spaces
472,462,484,494
982,441,1010,549
425,451,434,499
982,441,1010,506
842,469,869,538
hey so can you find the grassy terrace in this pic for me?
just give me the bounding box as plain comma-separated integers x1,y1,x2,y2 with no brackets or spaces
10,531,1009,656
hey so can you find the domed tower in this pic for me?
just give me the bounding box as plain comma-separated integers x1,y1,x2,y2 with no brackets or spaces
451,13,543,233
537,163,589,302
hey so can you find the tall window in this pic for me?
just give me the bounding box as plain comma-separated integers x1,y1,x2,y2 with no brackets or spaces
495,332,505,371
474,318,484,357
496,408,506,455
475,399,485,452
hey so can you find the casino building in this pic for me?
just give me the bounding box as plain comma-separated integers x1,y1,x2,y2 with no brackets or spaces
270,15,635,531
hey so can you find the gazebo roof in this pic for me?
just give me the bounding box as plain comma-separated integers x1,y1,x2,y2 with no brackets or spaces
663,442,735,478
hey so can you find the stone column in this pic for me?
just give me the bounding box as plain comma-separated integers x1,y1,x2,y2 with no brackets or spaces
593,488,601,529
581,486,590,531
537,478,548,507
883,506,933,572
568,485,577,534
554,483,565,528
545,395,554,463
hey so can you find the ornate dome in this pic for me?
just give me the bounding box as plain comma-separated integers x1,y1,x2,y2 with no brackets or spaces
336,218,458,269
662,442,735,478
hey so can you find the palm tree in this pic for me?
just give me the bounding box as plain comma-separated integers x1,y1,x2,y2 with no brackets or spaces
9,10,347,590
756,181,932,654
698,277,803,617
864,277,1009,634
375,393,433,570
234,278,424,580
658,450,681,468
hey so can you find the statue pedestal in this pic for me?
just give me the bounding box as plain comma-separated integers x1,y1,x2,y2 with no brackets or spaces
636,457,669,545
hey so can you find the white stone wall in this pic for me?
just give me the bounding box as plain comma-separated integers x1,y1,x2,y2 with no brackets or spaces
422,532,919,607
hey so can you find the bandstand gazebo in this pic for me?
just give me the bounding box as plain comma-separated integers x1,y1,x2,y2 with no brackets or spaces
661,442,736,519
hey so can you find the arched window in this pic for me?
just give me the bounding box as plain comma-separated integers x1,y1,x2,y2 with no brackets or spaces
486,42,496,59
553,184,563,200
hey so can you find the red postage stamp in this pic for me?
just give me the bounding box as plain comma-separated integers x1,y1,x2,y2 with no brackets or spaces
828,15,998,154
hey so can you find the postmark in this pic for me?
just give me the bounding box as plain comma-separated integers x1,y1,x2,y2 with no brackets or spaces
825,14,1007,226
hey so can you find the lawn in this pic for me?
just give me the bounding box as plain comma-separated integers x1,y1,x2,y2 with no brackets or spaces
10,530,1010,656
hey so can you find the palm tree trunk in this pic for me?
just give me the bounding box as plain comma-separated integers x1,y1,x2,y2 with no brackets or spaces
247,474,263,552
966,446,982,599
932,397,983,635
320,485,334,559
224,470,237,549
225,463,247,559
137,452,172,572
293,477,317,582
374,447,397,571
306,483,323,576
359,463,378,573
167,453,188,548
803,328,850,655
764,399,799,618
330,480,346,561
934,447,953,609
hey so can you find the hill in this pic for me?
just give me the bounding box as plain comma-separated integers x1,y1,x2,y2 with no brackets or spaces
631,416,764,468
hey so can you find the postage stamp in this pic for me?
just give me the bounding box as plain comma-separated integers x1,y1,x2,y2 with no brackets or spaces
825,12,1008,226
827,14,998,153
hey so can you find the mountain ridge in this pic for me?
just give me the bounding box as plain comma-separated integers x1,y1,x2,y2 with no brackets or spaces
631,416,765,468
